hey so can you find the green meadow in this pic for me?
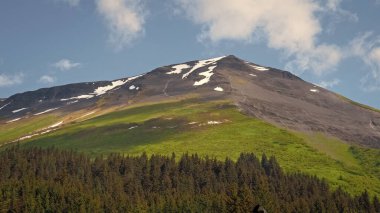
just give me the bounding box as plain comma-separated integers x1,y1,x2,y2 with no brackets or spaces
2,99,380,196
0,114,57,146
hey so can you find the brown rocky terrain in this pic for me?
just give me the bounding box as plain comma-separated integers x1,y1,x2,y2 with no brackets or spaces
1,55,379,148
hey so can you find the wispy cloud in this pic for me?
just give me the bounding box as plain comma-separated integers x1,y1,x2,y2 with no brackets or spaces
53,59,81,71
349,32,380,91
175,0,345,76
324,0,358,34
325,0,357,21
39,75,56,84
317,79,341,89
0,73,24,87
96,0,146,51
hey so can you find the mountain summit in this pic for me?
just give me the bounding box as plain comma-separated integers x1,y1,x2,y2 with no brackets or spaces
1,55,379,148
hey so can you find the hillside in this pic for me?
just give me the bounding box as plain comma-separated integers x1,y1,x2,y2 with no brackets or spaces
0,55,379,197
1,56,379,148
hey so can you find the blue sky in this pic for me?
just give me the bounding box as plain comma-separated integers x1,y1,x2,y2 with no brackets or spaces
0,0,379,108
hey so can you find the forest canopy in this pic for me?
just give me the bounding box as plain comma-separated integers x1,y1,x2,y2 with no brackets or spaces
0,146,378,212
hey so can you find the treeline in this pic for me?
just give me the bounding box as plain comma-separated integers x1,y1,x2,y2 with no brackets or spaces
0,147,379,212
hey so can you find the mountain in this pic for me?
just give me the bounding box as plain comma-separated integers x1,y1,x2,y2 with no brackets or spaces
1,55,379,148
1,55,380,196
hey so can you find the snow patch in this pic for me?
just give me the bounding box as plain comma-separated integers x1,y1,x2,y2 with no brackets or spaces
310,89,319,93
18,134,36,141
207,121,222,125
49,121,63,128
249,64,269,71
188,122,198,125
129,126,138,130
66,100,79,105
194,66,217,86
167,64,191,74
182,56,226,79
6,118,21,123
93,80,126,96
214,87,224,92
12,108,27,113
129,85,136,90
61,74,144,101
61,94,94,101
14,128,55,142
0,102,11,110
94,74,144,95
249,74,257,77
34,107,59,116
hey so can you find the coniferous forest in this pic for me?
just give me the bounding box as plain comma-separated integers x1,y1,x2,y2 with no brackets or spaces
0,147,379,212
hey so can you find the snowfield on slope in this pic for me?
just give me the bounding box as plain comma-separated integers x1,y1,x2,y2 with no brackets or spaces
61,74,144,102
93,80,128,96
245,62,269,71
6,117,21,123
34,107,60,116
49,121,63,128
166,56,226,87
0,102,11,110
194,66,217,86
182,56,226,79
167,64,191,74
12,108,28,113
61,94,94,101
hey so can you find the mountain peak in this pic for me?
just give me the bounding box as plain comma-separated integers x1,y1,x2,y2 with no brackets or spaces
1,56,379,148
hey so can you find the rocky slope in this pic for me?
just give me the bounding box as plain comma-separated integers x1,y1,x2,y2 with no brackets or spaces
1,55,379,148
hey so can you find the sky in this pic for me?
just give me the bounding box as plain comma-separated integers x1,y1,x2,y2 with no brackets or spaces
0,0,379,108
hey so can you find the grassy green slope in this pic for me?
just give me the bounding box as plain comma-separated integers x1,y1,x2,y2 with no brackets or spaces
0,115,58,146
7,99,380,196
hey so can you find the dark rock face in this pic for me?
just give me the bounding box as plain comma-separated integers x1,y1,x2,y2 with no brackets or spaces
1,55,379,148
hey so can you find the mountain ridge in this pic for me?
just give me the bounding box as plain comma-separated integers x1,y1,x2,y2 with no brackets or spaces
0,55,379,148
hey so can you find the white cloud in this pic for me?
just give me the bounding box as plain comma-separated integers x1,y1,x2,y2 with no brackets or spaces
369,48,380,74
176,0,344,76
0,73,24,87
349,32,380,91
39,75,56,84
285,44,342,76
53,59,81,71
325,0,357,20
317,79,340,88
96,0,146,50
61,0,80,7
326,0,341,11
